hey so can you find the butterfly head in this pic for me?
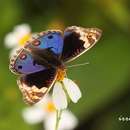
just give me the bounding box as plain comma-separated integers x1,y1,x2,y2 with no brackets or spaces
9,48,44,75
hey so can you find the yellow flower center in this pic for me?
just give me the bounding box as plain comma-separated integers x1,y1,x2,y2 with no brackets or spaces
45,101,56,112
19,33,31,46
56,68,66,81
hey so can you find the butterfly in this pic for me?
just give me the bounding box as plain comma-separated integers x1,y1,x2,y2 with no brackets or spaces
9,26,102,105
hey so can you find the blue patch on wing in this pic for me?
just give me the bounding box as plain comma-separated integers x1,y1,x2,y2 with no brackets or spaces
15,49,45,74
37,32,63,55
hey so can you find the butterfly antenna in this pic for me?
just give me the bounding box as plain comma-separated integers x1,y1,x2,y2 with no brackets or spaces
67,62,89,68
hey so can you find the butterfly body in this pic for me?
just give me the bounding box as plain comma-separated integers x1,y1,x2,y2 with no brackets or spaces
9,26,102,105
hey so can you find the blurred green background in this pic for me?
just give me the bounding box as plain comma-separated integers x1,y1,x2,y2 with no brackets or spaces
0,0,130,130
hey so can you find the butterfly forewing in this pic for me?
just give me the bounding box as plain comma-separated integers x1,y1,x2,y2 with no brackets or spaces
61,26,102,62
9,48,45,75
26,30,64,56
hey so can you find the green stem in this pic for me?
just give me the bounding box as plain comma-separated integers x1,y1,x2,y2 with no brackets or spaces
61,81,71,103
55,109,62,130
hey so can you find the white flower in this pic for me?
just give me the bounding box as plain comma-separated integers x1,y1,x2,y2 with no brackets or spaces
52,78,82,110
22,95,78,130
4,24,31,57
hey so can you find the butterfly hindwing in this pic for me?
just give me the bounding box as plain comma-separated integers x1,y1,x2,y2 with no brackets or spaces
61,26,102,62
17,68,57,105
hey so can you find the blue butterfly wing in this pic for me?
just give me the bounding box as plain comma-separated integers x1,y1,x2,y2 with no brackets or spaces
27,31,64,56
10,48,45,75
61,26,102,62
10,31,64,75
39,31,63,55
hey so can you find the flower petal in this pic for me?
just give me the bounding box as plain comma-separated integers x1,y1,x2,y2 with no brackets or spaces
52,82,68,110
4,32,18,48
22,106,46,124
4,24,31,49
36,95,51,107
63,78,82,103
44,112,56,130
14,24,31,35
59,110,78,130
44,110,78,130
